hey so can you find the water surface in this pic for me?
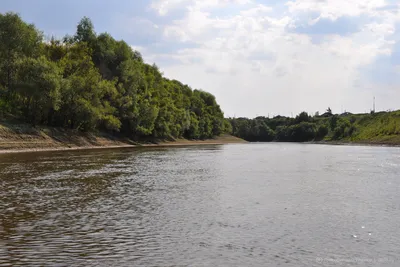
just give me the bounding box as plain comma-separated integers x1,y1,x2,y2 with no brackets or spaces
1,143,400,266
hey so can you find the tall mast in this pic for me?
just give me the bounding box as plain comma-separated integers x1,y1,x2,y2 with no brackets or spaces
373,96,375,112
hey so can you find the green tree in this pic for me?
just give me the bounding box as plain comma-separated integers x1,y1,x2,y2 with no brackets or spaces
56,43,119,131
294,111,311,124
325,107,333,116
0,12,43,111
14,56,62,124
0,13,227,142
74,16,96,44
222,119,233,134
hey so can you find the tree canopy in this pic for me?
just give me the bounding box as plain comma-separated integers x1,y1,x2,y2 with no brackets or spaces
228,110,356,142
0,13,228,140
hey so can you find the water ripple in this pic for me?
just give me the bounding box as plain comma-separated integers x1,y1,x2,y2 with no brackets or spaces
1,145,400,266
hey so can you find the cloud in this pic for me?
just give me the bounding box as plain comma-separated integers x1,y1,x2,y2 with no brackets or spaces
4,0,400,117
286,0,388,20
151,0,253,16
151,0,189,16
144,0,400,117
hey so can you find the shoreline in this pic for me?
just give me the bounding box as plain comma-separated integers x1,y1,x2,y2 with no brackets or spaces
2,122,399,155
309,140,400,148
0,142,242,155
1,139,399,155
0,136,247,155
0,122,246,155
2,138,400,155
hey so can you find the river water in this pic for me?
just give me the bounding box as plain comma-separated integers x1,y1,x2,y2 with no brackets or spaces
1,143,400,266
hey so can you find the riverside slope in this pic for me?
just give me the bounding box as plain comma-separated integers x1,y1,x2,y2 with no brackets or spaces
0,122,246,154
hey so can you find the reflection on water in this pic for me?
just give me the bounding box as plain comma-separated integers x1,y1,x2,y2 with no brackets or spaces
1,144,400,266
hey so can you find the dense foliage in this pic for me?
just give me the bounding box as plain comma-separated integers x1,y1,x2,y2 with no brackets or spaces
229,110,362,142
0,13,228,140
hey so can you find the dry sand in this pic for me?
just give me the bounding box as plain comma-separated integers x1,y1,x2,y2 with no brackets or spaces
0,122,246,154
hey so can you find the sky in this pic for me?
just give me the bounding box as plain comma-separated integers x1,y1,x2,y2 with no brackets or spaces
1,0,400,118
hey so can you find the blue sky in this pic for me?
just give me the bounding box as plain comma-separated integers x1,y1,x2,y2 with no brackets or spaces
1,0,400,117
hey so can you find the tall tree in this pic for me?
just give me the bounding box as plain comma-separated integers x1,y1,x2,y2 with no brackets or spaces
74,16,96,44
0,12,43,110
0,13,227,141
14,56,62,125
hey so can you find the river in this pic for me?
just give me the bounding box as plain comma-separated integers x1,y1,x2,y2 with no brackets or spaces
1,143,400,266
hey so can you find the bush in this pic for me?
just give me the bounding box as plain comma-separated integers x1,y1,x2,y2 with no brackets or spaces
103,115,121,132
316,125,329,140
289,122,317,142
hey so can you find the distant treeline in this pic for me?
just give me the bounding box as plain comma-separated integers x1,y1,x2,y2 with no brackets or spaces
0,13,231,140
228,108,397,142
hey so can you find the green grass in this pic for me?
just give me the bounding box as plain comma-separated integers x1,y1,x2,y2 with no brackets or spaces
339,111,400,144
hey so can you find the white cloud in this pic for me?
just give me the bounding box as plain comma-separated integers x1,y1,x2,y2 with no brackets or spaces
146,0,400,117
151,0,189,16
192,0,252,10
151,0,252,16
286,0,387,20
240,4,273,16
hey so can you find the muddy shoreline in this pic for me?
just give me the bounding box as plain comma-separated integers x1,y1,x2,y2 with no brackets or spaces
0,134,247,154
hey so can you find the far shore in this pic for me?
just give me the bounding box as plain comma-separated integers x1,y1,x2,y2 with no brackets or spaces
311,140,400,148
2,119,400,155
262,140,400,148
3,137,400,155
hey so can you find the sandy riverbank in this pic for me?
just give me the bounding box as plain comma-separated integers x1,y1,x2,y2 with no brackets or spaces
0,122,246,154
0,138,246,154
